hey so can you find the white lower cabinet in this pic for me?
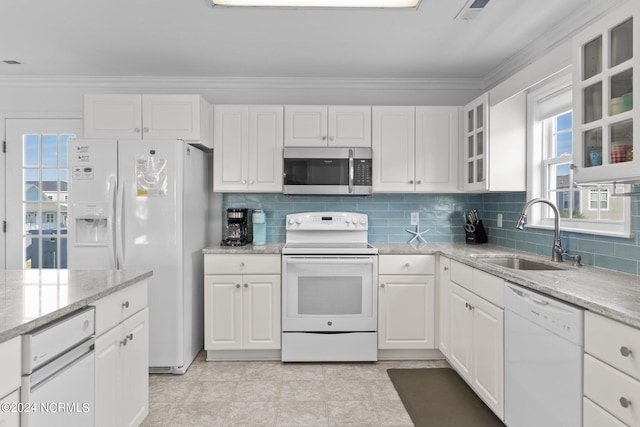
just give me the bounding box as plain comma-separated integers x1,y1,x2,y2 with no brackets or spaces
378,255,436,351
584,311,640,427
92,281,149,427
446,260,504,420
204,254,281,356
0,336,21,427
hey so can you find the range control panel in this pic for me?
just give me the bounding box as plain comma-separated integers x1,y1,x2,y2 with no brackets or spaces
286,212,368,230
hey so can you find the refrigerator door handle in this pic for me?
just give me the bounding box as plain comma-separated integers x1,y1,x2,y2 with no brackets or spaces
115,178,125,269
107,176,117,269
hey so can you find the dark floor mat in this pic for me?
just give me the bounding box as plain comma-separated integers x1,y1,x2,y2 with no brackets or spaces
387,368,505,427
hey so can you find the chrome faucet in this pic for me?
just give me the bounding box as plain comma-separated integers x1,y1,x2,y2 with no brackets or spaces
515,198,581,265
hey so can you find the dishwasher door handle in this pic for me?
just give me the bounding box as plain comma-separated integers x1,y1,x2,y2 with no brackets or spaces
28,338,94,391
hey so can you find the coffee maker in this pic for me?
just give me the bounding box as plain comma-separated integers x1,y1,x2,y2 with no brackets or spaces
221,208,249,246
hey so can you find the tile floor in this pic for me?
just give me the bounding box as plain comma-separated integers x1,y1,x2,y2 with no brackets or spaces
142,351,449,426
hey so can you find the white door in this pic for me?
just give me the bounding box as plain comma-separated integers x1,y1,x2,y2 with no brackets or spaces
372,106,415,192
472,296,504,419
5,119,82,269
378,275,435,349
448,281,474,383
143,95,201,140
213,105,249,191
243,275,281,349
248,106,283,192
118,140,183,368
284,106,328,147
67,139,118,270
415,106,460,192
328,106,372,147
204,275,243,350
84,94,142,139
121,308,149,427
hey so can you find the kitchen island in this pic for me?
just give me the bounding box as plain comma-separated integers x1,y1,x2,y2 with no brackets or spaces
0,268,152,427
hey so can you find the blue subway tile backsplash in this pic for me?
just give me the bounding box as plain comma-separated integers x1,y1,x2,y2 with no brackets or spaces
223,186,640,276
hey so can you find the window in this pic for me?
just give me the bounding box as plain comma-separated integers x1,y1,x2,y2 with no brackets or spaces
527,73,631,237
588,188,609,211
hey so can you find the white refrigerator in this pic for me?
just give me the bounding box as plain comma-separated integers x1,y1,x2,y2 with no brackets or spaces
68,139,208,374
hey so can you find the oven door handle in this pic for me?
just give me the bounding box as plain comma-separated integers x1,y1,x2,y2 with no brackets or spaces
348,148,354,194
286,258,375,265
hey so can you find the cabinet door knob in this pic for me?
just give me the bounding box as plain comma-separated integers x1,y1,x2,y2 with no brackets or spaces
444,266,449,271
329,136,334,141
122,301,130,309
134,128,141,133
244,283,249,288
620,346,633,357
127,333,134,341
321,136,327,141
380,283,385,288
241,180,247,185
120,338,128,346
404,263,410,267
236,283,241,289
620,397,631,408
409,180,414,184
416,180,422,184
143,127,149,133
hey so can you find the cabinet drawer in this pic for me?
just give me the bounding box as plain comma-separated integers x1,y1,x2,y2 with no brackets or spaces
585,311,640,381
0,337,21,398
473,269,504,308
450,259,473,290
204,254,281,275
378,255,434,275
584,397,628,427
584,354,640,427
93,280,148,336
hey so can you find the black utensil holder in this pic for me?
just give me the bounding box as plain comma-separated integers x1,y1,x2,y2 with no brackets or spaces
465,220,488,244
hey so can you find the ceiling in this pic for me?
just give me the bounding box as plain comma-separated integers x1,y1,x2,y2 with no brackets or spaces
0,0,623,86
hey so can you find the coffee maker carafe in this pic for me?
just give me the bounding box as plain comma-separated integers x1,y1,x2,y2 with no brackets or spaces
222,208,249,246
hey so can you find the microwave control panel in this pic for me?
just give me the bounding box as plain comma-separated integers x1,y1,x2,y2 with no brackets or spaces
353,159,372,186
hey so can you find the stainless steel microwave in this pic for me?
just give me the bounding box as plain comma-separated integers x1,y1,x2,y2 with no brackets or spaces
283,147,373,195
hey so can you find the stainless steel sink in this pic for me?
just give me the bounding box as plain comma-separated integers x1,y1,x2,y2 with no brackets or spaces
477,257,565,271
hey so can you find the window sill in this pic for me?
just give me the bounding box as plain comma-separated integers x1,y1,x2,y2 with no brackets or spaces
525,222,633,239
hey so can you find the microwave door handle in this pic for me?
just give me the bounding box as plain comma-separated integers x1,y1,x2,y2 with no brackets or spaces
348,148,354,194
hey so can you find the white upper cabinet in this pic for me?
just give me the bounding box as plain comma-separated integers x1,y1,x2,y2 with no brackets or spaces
372,106,416,192
416,106,460,193
213,105,283,192
463,92,526,192
373,106,460,193
84,94,211,147
284,105,371,147
572,2,639,183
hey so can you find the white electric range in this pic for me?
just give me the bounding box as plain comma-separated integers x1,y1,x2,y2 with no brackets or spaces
281,212,378,362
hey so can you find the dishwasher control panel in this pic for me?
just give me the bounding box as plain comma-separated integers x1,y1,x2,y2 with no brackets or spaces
505,283,583,346
22,306,95,374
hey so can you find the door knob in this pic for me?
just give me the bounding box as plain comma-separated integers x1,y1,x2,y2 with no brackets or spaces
620,346,632,357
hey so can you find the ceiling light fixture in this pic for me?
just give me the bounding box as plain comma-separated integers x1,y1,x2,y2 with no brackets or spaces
209,0,421,8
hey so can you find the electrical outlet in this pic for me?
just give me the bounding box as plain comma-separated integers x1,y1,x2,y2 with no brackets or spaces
497,213,503,228
411,212,419,226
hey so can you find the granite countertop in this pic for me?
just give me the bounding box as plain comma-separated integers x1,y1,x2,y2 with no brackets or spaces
203,243,284,254
0,269,152,343
204,241,640,329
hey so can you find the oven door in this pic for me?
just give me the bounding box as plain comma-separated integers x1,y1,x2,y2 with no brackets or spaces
282,256,378,332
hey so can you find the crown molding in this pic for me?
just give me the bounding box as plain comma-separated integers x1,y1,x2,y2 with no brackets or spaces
483,0,625,90
0,75,483,91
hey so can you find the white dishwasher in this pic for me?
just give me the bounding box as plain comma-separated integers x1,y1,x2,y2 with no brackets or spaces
21,307,95,427
504,282,584,427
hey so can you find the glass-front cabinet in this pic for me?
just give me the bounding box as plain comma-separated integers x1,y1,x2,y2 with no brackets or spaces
463,93,488,191
573,3,639,183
